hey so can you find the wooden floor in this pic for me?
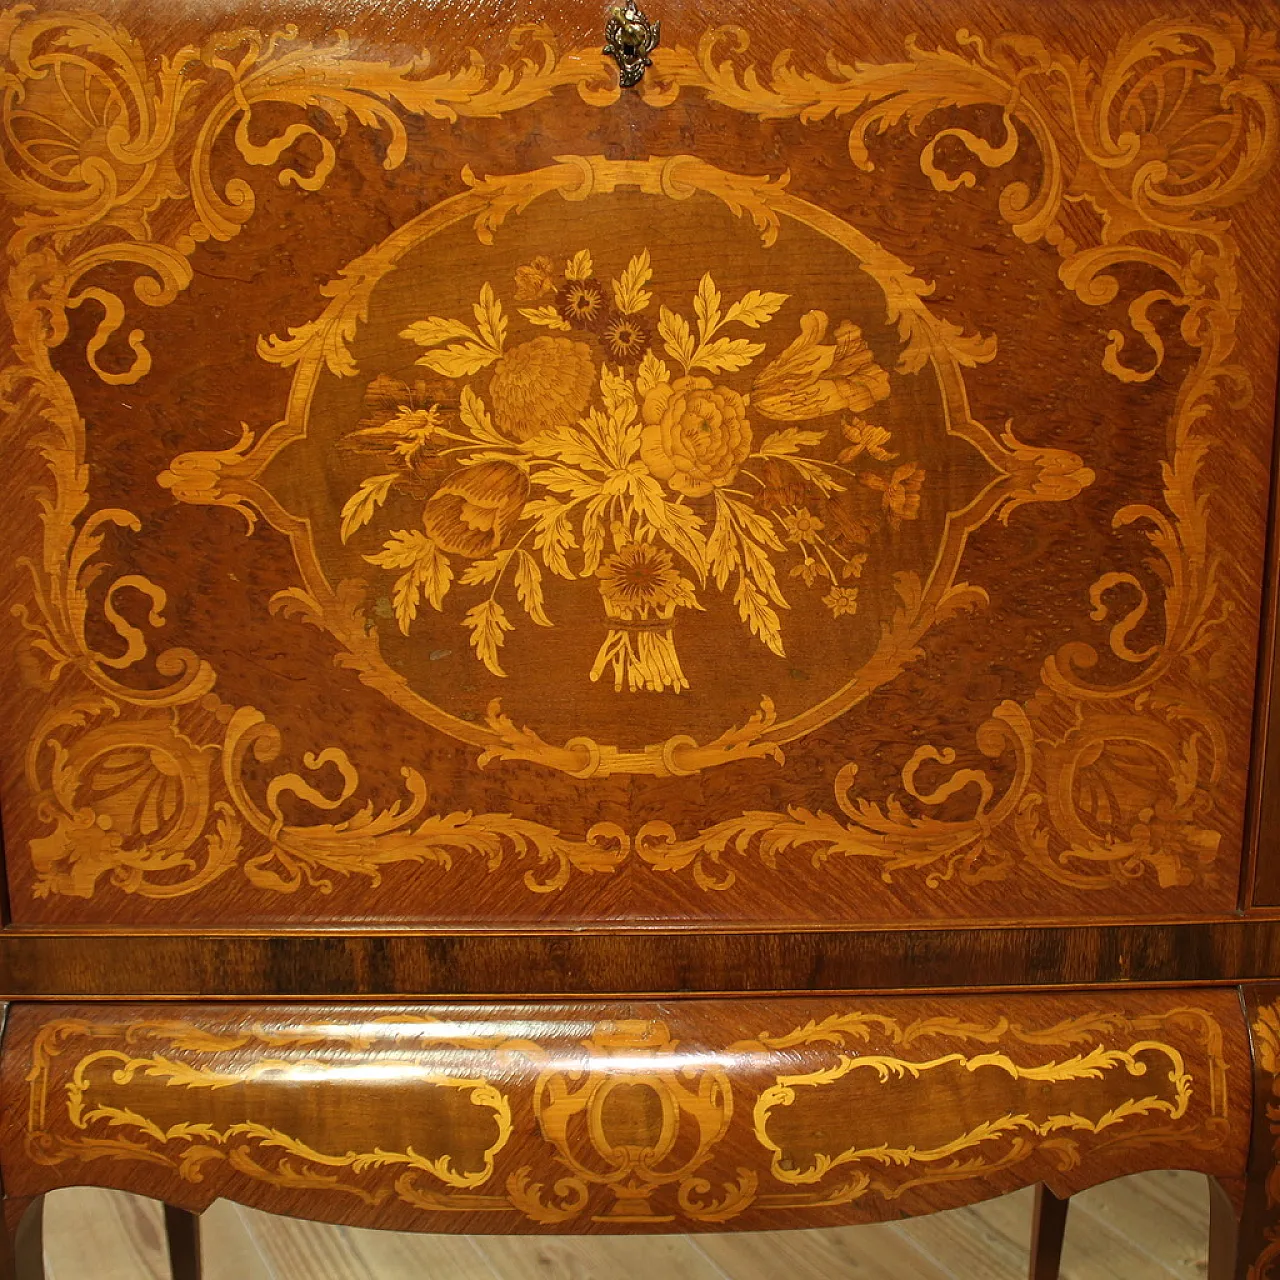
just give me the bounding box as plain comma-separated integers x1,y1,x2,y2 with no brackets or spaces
42,1171,1213,1278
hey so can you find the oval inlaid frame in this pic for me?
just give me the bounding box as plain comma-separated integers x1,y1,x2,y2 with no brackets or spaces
228,155,1091,778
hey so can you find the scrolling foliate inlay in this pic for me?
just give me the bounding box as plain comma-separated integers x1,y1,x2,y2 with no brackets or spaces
1,7,1277,901
19,1005,1233,1228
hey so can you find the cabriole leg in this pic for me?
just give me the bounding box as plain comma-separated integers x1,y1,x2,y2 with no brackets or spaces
0,1197,44,1280
1029,1184,1069,1280
164,1205,202,1280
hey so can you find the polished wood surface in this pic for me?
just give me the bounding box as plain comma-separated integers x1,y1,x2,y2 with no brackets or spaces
0,996,1249,1235
8,920,1280,997
1,0,1277,931
1030,1186,1069,1280
2,0,1280,1273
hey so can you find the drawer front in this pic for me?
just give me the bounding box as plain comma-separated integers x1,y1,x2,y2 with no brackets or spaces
1,0,1279,929
0,991,1250,1232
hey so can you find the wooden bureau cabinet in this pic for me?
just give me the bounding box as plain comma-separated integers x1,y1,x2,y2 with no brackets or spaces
1,0,1280,1273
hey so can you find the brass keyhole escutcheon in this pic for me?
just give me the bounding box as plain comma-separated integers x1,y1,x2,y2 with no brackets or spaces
604,0,660,87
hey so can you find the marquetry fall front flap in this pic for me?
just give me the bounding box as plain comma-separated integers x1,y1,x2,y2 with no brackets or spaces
1,0,1279,926
0,993,1250,1232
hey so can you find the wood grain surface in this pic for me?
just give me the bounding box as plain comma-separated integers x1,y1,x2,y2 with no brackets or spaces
2,0,1280,1271
5,919,1280,998
2,0,1278,934
0,995,1248,1236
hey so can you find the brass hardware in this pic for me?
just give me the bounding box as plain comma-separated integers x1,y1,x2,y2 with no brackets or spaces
604,1,660,88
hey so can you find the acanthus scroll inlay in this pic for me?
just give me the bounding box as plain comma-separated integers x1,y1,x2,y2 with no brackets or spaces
0,6,1276,904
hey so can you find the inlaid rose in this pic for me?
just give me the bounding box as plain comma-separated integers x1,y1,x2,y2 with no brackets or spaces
640,376,752,498
422,461,530,558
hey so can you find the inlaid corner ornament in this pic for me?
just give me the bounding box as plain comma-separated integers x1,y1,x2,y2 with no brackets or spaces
1,6,1277,900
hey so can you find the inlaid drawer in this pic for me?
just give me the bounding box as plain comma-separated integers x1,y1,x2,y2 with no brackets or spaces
0,992,1249,1234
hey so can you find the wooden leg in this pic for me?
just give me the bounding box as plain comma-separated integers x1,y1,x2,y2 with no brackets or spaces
164,1205,202,1280
1029,1184,1069,1280
0,1197,45,1280
1233,986,1280,1278
1209,1177,1244,1279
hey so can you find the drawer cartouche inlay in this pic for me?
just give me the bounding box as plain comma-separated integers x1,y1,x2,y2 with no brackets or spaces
10,1000,1239,1230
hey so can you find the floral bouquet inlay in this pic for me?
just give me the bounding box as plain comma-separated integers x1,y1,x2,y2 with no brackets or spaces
339,247,922,694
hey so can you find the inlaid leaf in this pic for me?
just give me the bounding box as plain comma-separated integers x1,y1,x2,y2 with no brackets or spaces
659,306,695,370
630,479,707,582
636,350,670,397
599,363,636,418
416,341,502,378
708,497,740,590
741,535,788,607
580,492,612,576
459,555,505,586
726,289,789,328
473,282,507,353
459,385,506,444
691,336,765,374
366,532,453,633
464,599,513,677
612,249,653,314
735,578,785,657
527,428,609,475
518,305,571,331
757,428,826,456
515,550,553,626
390,569,421,634
725,494,785,551
565,249,593,281
399,317,474,348
339,473,397,543
364,528,434,571
524,496,578,580
693,272,722,341
774,454,844,493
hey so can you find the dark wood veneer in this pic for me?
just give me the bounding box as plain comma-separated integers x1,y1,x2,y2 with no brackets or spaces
7,919,1280,997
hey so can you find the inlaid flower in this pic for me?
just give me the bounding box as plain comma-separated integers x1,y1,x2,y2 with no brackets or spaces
838,417,897,463
603,313,650,360
422,461,530,558
782,508,824,544
488,337,595,441
862,462,925,526
514,255,556,301
640,376,752,498
823,586,860,617
758,458,811,512
343,373,455,475
558,280,605,327
753,312,891,422
597,542,696,620
826,499,879,553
